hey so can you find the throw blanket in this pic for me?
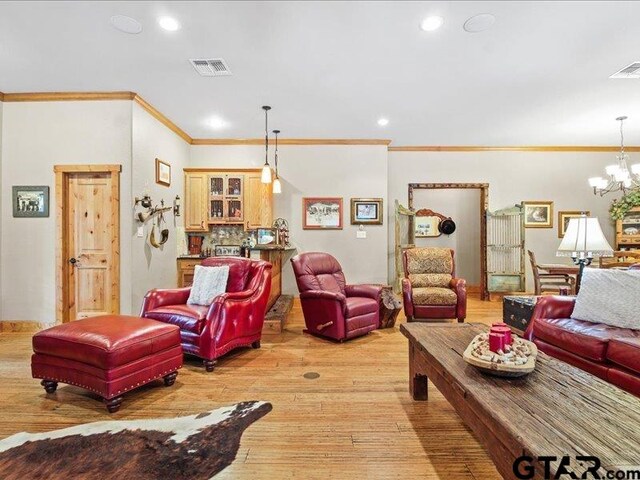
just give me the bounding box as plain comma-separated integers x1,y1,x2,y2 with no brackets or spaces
571,268,640,330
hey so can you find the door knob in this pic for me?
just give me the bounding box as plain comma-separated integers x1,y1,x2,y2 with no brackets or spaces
69,257,78,265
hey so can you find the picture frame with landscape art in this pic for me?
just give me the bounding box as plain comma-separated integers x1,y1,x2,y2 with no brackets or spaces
558,211,589,238
350,198,383,225
523,201,553,228
12,186,49,218
155,158,171,187
303,197,343,230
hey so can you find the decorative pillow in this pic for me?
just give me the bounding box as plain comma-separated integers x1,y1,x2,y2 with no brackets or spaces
187,265,230,306
409,273,452,288
571,269,640,330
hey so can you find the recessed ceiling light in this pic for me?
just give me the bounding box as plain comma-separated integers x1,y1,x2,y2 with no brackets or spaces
420,16,444,32
463,14,495,33
207,117,227,129
110,15,142,34
377,118,389,127
158,16,180,32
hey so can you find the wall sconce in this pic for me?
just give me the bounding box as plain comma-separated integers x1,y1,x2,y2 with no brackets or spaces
174,195,181,217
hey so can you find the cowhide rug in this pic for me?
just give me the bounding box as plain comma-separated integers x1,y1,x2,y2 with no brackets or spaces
0,401,272,480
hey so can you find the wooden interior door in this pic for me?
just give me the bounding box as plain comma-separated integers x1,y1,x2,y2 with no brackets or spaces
65,173,118,320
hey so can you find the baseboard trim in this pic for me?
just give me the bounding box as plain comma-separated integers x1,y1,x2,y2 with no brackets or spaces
0,321,51,333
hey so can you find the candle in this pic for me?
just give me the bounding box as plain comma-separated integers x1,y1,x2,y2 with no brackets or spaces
492,322,508,328
491,326,512,345
489,333,505,353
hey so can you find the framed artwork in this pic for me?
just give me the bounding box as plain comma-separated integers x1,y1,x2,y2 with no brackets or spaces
215,245,241,257
523,201,553,228
414,215,441,237
303,197,343,230
12,186,49,217
350,198,383,225
257,228,278,246
155,158,171,187
558,211,589,238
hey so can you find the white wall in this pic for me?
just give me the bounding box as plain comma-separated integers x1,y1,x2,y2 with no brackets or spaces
131,103,189,312
411,188,481,285
190,144,389,294
388,151,617,291
0,101,133,323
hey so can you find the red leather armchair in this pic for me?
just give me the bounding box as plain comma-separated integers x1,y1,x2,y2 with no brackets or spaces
402,247,466,322
141,257,271,371
291,252,382,342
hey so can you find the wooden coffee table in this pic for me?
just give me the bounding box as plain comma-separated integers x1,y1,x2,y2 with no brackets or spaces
401,323,640,480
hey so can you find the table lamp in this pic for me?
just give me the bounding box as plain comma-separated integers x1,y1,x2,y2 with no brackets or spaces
556,214,613,292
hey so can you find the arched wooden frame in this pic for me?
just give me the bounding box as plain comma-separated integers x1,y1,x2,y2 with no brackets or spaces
408,183,489,301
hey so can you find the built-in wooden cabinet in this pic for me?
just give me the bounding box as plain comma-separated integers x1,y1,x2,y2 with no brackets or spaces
616,206,640,250
184,173,208,232
185,169,273,231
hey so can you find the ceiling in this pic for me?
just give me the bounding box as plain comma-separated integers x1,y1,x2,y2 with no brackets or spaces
1,1,640,145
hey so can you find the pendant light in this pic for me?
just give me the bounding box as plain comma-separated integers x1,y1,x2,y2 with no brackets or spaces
272,129,282,194
261,106,273,184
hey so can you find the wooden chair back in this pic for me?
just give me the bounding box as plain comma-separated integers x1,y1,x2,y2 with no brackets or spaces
527,250,542,294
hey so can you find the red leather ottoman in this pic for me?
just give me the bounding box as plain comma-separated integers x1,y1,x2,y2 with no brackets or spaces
31,315,183,413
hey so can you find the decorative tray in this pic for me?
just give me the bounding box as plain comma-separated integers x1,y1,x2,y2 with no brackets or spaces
463,333,538,378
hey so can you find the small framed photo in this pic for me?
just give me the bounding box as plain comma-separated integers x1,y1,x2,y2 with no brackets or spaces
351,198,383,225
257,228,278,246
523,201,553,228
155,158,171,187
558,211,589,238
215,245,241,257
303,197,343,230
13,186,49,218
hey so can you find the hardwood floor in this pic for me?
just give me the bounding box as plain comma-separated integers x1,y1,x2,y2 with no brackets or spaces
0,297,503,479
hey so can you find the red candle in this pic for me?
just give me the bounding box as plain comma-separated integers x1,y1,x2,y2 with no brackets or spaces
489,333,505,353
491,326,512,345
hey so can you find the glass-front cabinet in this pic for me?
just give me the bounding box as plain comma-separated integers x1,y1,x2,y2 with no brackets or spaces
208,174,244,223
616,206,640,249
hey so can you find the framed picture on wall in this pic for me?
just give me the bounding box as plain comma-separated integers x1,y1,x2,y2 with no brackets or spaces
155,158,171,187
350,198,383,225
303,197,343,229
12,186,49,217
558,211,589,238
414,215,441,237
523,201,553,228
257,228,278,245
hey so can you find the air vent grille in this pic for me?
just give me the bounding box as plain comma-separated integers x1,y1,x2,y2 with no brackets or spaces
610,62,640,79
189,58,232,77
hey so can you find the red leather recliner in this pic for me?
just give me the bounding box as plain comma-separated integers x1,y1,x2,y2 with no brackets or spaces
402,247,466,322
141,257,271,372
291,252,382,342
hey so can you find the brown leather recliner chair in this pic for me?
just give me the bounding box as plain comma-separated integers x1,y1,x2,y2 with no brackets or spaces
291,252,382,342
402,247,466,322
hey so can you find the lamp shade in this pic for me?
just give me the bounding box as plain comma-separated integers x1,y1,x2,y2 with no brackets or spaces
556,216,613,257
272,176,282,194
261,164,272,183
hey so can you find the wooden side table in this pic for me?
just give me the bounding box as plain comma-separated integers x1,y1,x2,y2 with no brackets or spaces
379,287,402,329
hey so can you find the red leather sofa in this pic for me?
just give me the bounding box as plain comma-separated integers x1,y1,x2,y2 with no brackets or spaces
291,252,382,342
526,296,640,396
141,257,271,371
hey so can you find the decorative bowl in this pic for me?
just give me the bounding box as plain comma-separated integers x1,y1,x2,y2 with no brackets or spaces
463,333,538,378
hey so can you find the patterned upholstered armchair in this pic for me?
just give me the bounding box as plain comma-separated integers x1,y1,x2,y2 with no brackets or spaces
402,247,466,322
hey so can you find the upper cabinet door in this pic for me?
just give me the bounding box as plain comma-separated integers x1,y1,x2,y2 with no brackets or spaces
225,175,244,222
245,172,273,230
184,173,208,232
208,175,225,222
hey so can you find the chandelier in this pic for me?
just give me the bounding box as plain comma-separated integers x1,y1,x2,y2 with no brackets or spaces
588,116,640,196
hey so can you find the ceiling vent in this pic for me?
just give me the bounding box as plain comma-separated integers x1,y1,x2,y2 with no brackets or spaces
189,58,232,77
610,62,640,79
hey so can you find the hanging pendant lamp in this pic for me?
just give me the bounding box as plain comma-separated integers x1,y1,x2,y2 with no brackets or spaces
272,129,282,194
261,106,273,184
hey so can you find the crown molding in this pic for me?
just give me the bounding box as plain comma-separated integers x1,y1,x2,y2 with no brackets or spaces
388,145,640,152
191,138,392,146
132,95,192,143
1,91,135,102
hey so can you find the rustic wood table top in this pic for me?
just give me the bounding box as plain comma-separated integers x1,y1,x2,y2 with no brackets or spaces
538,263,580,275
400,322,640,479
